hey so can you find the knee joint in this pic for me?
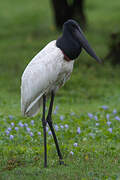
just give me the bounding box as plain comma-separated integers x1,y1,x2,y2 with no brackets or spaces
42,119,46,127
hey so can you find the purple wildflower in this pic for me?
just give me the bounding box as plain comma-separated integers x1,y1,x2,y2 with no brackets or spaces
48,131,52,135
73,143,78,147
26,127,31,132
11,122,14,127
8,115,13,120
54,125,59,131
5,130,10,135
60,125,64,129
115,116,120,121
88,113,93,119
31,120,34,125
55,105,59,111
101,105,108,110
18,122,24,127
113,109,117,114
10,135,14,140
60,115,64,121
108,128,112,133
46,127,49,132
77,127,81,134
30,132,33,137
94,116,98,121
107,121,111,126
96,123,99,126
53,110,57,115
15,127,19,131
24,123,28,127
65,124,69,129
70,151,74,155
8,127,12,131
106,114,110,120
38,132,41,135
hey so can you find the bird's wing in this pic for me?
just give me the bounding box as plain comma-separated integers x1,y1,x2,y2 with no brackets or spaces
21,40,63,117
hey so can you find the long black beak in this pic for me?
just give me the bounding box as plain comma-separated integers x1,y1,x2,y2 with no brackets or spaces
75,28,102,64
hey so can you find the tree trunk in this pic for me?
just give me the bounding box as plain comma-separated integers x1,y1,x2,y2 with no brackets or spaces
72,0,86,28
51,0,86,29
106,32,120,65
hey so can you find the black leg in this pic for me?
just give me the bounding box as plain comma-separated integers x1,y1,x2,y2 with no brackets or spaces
42,94,47,168
46,91,64,165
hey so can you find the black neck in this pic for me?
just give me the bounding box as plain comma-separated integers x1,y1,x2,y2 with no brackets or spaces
56,30,82,60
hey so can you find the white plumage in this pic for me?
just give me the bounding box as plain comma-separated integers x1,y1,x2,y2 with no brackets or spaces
21,40,74,117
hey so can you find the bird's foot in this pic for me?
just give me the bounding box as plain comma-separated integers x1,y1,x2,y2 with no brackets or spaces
59,159,65,165
44,162,47,168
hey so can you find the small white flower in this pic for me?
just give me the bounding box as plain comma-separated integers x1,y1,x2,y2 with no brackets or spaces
89,133,95,138
77,127,81,134
83,137,87,141
70,151,74,155
73,143,78,147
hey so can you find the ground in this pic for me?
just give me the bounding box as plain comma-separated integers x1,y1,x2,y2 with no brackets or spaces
0,0,120,179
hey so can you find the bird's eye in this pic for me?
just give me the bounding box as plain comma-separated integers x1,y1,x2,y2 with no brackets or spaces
72,24,78,29
72,24,76,28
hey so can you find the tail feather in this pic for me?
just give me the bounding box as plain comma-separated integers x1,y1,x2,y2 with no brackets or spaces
21,94,43,117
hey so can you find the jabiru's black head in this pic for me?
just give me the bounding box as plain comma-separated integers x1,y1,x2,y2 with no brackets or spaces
56,19,102,63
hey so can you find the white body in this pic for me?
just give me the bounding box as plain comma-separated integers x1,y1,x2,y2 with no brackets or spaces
21,40,74,117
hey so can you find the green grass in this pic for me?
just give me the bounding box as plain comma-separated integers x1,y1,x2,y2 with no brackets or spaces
0,0,120,179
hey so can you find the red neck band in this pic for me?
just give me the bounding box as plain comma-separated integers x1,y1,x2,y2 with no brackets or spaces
62,51,72,62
